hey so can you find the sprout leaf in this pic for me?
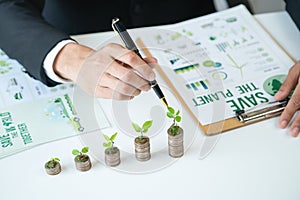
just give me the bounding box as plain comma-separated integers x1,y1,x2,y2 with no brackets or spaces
72,149,80,156
53,157,60,162
82,147,89,153
142,120,153,132
167,112,173,118
175,116,181,123
110,132,118,141
168,107,175,114
132,122,142,132
103,142,112,148
103,134,110,141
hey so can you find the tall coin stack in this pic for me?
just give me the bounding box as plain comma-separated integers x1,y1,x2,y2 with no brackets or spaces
105,147,121,167
168,127,184,158
134,136,151,161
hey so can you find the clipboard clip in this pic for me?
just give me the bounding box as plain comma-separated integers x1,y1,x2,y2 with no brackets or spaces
235,98,289,123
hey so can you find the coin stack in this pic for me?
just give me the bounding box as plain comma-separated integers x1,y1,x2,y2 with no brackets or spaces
168,128,184,158
105,147,121,167
45,162,61,175
134,136,151,161
74,155,92,171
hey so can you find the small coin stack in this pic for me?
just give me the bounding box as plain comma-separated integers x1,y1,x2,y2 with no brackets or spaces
105,147,121,167
135,137,151,161
74,155,92,171
168,129,184,158
45,162,61,175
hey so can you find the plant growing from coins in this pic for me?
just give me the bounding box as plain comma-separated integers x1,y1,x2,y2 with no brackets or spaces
132,120,153,140
166,106,184,158
44,157,61,175
72,147,92,171
45,157,60,168
132,120,153,161
166,106,182,136
103,132,121,167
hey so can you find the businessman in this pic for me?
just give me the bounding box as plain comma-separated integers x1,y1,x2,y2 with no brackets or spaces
0,0,215,100
1,0,300,137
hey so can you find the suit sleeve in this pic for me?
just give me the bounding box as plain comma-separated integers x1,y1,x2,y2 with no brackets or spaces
0,0,71,86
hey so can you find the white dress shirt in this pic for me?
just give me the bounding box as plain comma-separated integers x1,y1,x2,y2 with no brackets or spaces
43,39,75,83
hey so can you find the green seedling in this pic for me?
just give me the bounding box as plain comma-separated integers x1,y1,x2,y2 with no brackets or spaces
103,132,118,152
45,157,60,169
166,106,182,136
72,147,89,156
72,147,89,162
132,120,153,141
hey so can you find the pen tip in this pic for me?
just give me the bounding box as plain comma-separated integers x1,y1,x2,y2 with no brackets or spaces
161,97,168,107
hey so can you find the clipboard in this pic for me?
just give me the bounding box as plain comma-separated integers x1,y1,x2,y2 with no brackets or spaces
135,6,296,136
136,5,296,136
137,38,291,135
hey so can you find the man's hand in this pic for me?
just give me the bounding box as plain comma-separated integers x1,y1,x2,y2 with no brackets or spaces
53,42,157,100
274,61,300,137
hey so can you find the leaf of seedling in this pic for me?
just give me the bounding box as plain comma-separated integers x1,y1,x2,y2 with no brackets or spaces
132,122,142,133
175,116,182,123
81,147,89,153
53,157,60,162
168,107,175,114
103,142,112,148
176,110,180,116
110,132,118,141
167,112,174,119
142,120,153,133
72,149,80,156
103,134,110,141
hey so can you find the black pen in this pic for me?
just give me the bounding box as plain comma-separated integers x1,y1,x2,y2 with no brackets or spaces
112,17,168,107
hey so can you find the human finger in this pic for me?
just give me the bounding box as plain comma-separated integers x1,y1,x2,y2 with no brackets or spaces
99,73,141,96
103,43,156,81
288,112,300,137
274,62,300,101
278,83,300,129
144,57,158,69
106,60,150,91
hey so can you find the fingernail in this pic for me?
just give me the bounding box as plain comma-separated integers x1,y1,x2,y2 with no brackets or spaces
291,127,300,137
274,91,282,99
280,120,288,128
133,90,141,96
141,85,151,91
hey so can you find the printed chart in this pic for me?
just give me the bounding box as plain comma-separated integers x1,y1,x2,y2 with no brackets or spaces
141,5,293,125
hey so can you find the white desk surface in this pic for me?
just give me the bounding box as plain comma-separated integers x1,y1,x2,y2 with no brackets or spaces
1,12,300,200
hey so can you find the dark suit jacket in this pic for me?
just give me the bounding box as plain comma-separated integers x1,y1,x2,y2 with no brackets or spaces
0,0,215,86
286,0,300,30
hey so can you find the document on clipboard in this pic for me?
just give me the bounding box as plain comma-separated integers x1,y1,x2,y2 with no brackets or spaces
136,5,295,135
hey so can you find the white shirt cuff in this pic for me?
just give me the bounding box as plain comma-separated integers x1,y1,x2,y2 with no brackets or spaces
43,39,76,83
